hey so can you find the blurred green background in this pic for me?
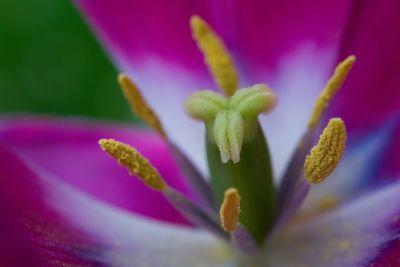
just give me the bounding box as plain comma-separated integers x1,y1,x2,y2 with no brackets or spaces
0,0,132,121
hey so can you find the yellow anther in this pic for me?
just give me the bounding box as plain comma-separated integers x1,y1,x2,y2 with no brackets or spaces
190,15,239,96
304,118,347,184
219,188,241,232
317,195,338,212
308,56,356,128
99,138,167,191
118,74,167,138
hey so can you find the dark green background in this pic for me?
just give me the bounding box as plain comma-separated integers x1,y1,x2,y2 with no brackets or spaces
0,0,133,121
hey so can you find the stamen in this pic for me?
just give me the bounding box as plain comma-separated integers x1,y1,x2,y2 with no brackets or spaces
118,74,167,138
308,56,356,128
219,188,241,232
99,138,167,191
304,118,347,184
190,15,239,96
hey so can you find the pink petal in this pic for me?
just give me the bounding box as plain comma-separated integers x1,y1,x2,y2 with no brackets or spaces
0,145,108,266
0,145,232,266
0,116,194,225
376,122,400,183
369,239,400,267
331,0,400,131
234,0,351,82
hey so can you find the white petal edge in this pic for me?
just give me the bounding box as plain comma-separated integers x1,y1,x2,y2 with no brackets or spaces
266,181,400,267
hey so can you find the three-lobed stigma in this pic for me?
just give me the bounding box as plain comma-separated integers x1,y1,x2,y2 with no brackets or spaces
186,84,276,163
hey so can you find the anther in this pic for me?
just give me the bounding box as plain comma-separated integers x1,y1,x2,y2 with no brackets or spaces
99,138,167,191
304,118,347,184
219,188,241,232
308,56,356,128
190,15,239,96
118,74,167,138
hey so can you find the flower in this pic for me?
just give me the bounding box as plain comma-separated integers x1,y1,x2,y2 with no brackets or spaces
1,0,400,266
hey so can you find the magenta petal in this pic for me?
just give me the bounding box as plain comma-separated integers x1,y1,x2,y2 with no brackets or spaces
369,239,400,267
0,116,194,225
364,195,400,266
0,145,107,266
332,0,400,131
76,0,216,77
377,122,400,183
234,0,351,81
0,144,230,266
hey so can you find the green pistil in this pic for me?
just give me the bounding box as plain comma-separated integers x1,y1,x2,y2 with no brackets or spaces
186,84,277,244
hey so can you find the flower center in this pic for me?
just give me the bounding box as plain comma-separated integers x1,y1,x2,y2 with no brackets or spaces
98,14,356,255
185,84,276,163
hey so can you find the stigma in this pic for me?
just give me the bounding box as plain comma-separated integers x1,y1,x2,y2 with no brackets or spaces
186,84,276,163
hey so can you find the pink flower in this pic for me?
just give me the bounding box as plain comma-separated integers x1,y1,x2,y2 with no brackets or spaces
1,0,400,266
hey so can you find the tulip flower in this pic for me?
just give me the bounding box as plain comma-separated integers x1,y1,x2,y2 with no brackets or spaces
1,1,400,266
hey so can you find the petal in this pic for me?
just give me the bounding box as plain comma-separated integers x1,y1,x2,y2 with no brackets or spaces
0,116,196,225
267,180,400,267
0,145,108,266
378,123,400,182
235,0,351,81
0,145,235,267
368,238,400,267
332,0,400,131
